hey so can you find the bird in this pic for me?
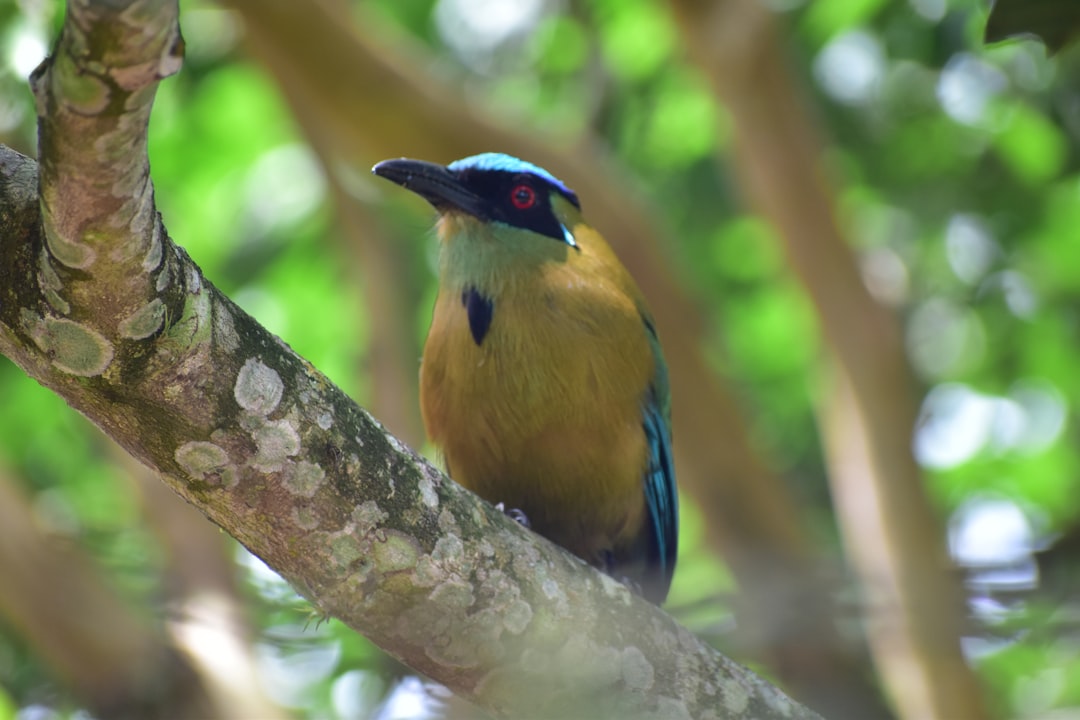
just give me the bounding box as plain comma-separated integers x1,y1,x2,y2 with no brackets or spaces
372,152,677,604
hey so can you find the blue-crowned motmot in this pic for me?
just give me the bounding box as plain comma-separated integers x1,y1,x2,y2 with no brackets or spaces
373,153,678,604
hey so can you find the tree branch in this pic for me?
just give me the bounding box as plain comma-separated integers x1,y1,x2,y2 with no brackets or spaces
0,1,820,718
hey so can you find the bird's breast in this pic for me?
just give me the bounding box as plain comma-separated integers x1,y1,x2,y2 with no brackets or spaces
419,268,654,557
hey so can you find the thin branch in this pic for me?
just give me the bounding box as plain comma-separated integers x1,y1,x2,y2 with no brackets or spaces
0,467,213,719
0,1,820,718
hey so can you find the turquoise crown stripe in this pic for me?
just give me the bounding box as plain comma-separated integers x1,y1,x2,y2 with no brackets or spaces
448,153,579,207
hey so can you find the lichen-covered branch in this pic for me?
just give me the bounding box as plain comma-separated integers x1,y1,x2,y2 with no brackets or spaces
0,1,820,718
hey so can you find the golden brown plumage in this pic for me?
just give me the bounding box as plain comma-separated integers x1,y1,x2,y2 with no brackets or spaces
374,153,677,603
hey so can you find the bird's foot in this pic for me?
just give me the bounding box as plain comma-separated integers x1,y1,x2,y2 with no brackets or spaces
600,550,645,598
619,576,645,598
494,502,531,529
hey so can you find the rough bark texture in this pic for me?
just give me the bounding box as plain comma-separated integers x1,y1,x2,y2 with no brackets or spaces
0,1,823,718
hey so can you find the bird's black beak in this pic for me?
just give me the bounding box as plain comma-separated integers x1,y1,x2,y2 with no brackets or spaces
372,158,490,220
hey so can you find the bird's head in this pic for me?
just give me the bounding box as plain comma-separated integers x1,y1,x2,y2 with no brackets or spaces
373,153,581,251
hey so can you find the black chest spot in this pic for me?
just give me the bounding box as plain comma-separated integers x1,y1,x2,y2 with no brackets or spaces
461,287,494,345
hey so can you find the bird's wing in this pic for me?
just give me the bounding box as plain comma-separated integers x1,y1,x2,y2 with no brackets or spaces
642,313,679,602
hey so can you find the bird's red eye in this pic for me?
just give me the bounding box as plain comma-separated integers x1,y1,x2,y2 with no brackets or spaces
510,184,536,210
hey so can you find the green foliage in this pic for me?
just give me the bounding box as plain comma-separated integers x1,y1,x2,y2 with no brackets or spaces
149,63,298,277
531,14,588,75
667,494,735,629
990,100,1068,185
595,1,677,82
804,0,890,44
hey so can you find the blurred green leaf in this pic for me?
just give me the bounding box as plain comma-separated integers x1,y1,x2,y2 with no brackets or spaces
0,685,14,720
882,114,983,182
712,216,782,282
1025,178,1080,293
990,100,1067,185
149,63,295,276
803,0,889,43
724,282,819,379
531,14,588,75
639,69,721,167
598,1,676,82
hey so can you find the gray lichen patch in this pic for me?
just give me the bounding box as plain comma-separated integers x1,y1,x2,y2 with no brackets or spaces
22,312,114,376
437,507,459,535
371,530,421,574
292,504,321,530
619,646,655,692
414,533,474,589
431,535,465,565
417,474,439,509
38,250,69,314
316,410,333,430
40,203,96,268
541,577,564,602
472,666,538,715
107,197,154,263
282,460,325,497
479,573,534,636
52,49,112,114
175,440,232,483
509,534,546,579
143,219,163,271
43,288,69,316
125,177,156,236
720,677,750,714
118,298,164,339
235,357,284,415
557,637,621,687
184,263,202,293
385,433,412,456
477,539,496,559
414,554,447,588
327,531,367,569
762,683,795,717
251,419,300,472
162,276,212,351
154,256,171,291
598,572,634,604
353,500,388,538
501,597,534,635
521,603,571,650
654,698,694,720
429,578,476,612
419,604,507,670
213,300,239,352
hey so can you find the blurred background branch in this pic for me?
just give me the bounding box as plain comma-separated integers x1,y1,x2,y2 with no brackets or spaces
0,455,281,719
668,0,984,716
